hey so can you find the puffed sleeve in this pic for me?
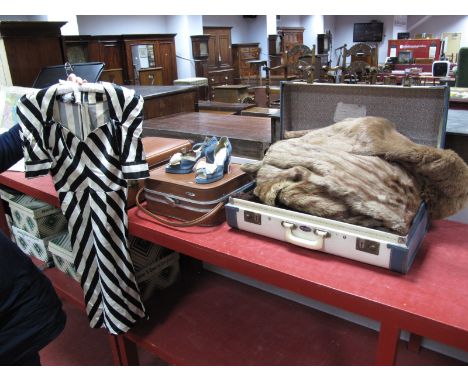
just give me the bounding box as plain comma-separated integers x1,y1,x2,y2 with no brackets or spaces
119,91,149,180
16,91,52,178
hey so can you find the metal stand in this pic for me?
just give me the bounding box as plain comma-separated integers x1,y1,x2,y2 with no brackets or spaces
247,60,271,107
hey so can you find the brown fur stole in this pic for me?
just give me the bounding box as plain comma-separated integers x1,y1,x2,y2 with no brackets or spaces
242,117,468,235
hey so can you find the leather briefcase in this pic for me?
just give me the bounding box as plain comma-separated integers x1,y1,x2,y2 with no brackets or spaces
127,137,193,208
142,136,192,169
138,163,254,226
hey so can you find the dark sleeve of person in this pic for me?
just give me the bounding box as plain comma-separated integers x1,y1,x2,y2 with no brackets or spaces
0,123,23,173
0,230,66,365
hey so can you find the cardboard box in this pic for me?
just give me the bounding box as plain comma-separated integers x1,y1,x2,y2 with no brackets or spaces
47,233,180,299
128,236,180,300
9,194,67,238
48,232,80,282
12,226,59,267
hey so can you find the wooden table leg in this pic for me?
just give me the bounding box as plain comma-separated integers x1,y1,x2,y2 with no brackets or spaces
376,321,400,365
116,335,140,366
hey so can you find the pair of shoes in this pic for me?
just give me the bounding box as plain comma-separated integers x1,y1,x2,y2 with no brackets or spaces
194,137,232,184
165,136,218,174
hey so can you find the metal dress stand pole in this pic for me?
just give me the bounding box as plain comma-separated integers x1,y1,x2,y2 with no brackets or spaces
247,60,270,107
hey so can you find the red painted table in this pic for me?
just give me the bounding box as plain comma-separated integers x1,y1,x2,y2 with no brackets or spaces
1,171,468,365
127,207,468,365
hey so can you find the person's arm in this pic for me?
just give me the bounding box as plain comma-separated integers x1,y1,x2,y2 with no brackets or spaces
1,75,86,175
0,123,23,173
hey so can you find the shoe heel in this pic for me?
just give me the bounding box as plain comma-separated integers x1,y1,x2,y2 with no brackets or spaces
223,154,231,174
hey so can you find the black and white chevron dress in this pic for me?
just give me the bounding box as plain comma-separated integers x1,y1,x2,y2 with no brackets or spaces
17,82,149,334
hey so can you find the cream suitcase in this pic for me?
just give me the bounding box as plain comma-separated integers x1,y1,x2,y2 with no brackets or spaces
226,199,428,273
226,82,448,273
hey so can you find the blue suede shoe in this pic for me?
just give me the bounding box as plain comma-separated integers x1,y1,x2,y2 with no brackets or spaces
195,137,232,184
165,136,218,174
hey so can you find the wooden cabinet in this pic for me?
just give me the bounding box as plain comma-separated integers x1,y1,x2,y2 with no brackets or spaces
268,27,305,82
122,35,177,86
191,35,209,61
204,27,233,70
63,34,177,86
0,21,66,87
208,69,234,86
277,27,304,53
190,35,210,94
64,35,126,84
202,27,234,99
157,39,177,85
232,43,260,85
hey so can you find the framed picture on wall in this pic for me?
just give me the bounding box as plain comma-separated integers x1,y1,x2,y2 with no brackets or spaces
398,50,413,64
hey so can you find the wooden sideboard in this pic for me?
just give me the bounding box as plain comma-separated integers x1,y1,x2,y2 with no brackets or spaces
0,21,66,87
63,34,178,86
122,34,177,86
63,34,125,85
202,27,235,99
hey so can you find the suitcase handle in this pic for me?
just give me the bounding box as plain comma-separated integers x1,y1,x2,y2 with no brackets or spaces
282,222,328,251
135,188,225,227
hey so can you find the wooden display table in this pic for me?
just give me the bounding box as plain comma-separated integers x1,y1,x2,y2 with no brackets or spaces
213,84,249,103
240,106,281,118
376,73,455,86
198,100,255,114
127,85,198,119
142,112,271,159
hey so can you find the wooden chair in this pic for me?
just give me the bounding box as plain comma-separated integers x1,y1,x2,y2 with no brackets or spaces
341,43,377,83
286,44,315,81
269,44,315,84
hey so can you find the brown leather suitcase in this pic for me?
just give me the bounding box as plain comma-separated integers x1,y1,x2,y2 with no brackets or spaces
139,163,254,226
127,137,193,208
142,136,192,169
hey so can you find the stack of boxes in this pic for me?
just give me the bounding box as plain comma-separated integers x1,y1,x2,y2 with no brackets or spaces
48,232,80,281
48,232,180,300
8,194,67,267
2,189,180,299
127,236,180,301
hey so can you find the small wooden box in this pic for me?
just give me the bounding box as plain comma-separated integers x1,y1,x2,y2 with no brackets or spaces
214,84,249,103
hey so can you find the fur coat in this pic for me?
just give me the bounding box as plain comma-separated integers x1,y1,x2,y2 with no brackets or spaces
242,116,468,235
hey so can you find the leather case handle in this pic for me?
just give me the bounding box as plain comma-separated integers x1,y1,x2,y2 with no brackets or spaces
136,188,225,228
281,221,328,251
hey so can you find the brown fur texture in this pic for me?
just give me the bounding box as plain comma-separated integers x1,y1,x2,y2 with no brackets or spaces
242,117,468,235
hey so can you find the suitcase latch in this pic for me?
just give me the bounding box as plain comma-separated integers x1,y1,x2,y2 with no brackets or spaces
356,238,380,255
244,211,261,225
